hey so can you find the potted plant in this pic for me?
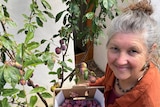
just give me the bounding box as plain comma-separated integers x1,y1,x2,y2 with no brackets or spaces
52,0,123,87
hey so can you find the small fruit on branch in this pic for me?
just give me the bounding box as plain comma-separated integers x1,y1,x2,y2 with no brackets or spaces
59,39,64,45
5,61,22,69
20,78,26,85
55,47,61,54
61,44,66,51
50,82,60,92
13,62,22,69
27,79,33,87
19,70,25,76
80,62,87,68
89,75,96,83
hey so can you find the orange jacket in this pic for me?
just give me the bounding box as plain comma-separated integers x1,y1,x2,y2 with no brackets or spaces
90,63,160,107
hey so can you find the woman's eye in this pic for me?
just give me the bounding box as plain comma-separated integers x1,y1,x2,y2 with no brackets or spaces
129,50,138,54
110,47,119,52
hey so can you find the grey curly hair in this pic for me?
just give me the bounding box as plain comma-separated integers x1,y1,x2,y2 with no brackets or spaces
106,1,160,69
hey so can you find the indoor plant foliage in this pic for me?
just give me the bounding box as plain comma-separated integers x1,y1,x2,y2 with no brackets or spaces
51,0,125,87
0,0,125,107
54,0,122,45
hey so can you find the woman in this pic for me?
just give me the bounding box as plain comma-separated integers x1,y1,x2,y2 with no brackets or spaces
90,0,160,107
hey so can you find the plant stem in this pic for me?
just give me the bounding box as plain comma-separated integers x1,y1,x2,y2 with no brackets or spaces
60,37,71,88
28,79,48,107
0,21,6,33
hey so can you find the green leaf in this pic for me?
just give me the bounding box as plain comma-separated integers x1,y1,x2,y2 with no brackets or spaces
57,68,62,78
1,52,6,63
22,14,29,19
53,34,59,38
5,18,17,27
30,87,46,94
121,0,125,2
24,23,37,32
37,12,47,22
50,79,56,83
41,92,52,98
0,36,14,50
47,58,55,70
42,52,51,61
4,0,8,3
74,76,79,84
85,12,94,20
29,95,38,107
0,98,11,107
24,55,43,67
41,39,47,44
17,28,25,34
63,14,67,25
48,71,57,75
67,59,72,63
41,0,52,10
44,43,50,52
17,90,26,98
24,69,34,80
64,66,73,71
3,66,20,87
55,10,65,22
36,17,43,27
0,67,6,90
84,70,89,80
25,32,34,44
2,88,19,96
103,0,109,10
16,43,24,59
60,61,73,71
43,11,54,18
3,5,10,17
60,61,67,67
69,73,74,82
108,0,116,8
26,41,40,50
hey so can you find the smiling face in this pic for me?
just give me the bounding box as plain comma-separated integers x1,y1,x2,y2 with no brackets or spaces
107,32,149,80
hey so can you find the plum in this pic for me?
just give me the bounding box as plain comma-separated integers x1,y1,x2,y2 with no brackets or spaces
61,102,67,107
81,100,87,106
61,44,66,50
97,105,101,107
55,47,61,54
89,76,96,83
80,62,87,68
92,99,98,106
67,103,72,107
27,80,33,86
59,39,64,45
20,79,26,85
19,70,24,76
60,99,101,107
64,99,70,104
73,104,79,107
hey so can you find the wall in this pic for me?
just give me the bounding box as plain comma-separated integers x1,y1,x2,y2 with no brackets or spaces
94,0,160,72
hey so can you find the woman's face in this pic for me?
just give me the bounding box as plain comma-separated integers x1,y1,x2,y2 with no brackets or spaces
107,32,148,80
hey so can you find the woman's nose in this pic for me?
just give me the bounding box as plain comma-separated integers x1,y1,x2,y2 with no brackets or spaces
116,52,128,65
